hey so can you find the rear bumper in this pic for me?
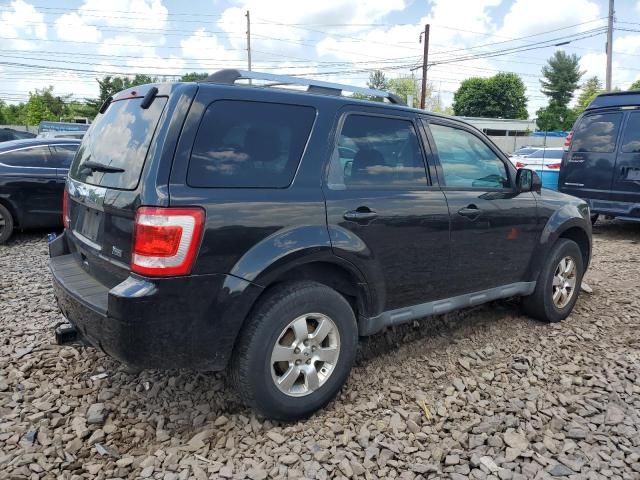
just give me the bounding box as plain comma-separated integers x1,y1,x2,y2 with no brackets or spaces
49,231,262,370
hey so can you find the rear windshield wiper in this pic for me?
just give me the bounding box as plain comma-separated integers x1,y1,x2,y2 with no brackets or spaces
81,160,125,173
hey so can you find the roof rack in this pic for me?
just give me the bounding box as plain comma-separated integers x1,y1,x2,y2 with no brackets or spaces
586,91,640,110
204,69,405,105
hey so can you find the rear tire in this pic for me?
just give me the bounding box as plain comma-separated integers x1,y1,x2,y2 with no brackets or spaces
230,281,358,421
590,213,598,225
522,239,584,323
0,204,14,244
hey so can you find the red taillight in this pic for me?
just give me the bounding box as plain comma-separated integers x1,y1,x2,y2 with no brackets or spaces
563,131,574,151
547,163,561,170
515,161,526,169
62,187,69,229
131,207,205,277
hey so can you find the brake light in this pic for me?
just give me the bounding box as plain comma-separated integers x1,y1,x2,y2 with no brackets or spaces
515,161,527,169
62,187,69,229
131,207,205,277
547,163,561,170
563,131,574,151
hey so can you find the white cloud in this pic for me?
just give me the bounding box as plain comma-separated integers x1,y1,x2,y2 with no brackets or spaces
54,12,102,43
76,0,168,31
498,0,600,39
0,0,47,50
180,28,243,69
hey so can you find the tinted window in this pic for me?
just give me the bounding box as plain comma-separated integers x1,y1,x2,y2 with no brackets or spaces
0,131,16,142
429,123,509,189
50,144,79,168
621,112,640,153
70,97,167,190
543,150,563,159
327,114,427,190
188,100,315,188
573,113,622,153
0,146,50,167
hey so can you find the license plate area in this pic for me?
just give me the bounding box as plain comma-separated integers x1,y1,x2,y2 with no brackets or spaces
73,206,102,244
626,168,640,181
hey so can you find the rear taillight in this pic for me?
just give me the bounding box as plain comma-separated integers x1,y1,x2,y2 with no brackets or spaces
563,131,574,151
515,161,526,169
131,207,205,277
62,187,69,229
547,163,561,170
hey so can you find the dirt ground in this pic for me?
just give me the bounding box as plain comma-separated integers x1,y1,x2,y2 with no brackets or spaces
0,220,639,480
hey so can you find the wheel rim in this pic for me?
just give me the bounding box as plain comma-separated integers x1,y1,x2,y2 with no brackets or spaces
552,256,577,309
270,313,341,397
0,210,5,232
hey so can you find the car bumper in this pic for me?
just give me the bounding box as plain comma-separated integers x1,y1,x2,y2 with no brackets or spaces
560,197,640,222
49,231,262,370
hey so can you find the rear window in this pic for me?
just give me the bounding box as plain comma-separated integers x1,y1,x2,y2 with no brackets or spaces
69,97,167,190
621,112,640,153
543,150,563,159
187,100,316,188
573,113,622,153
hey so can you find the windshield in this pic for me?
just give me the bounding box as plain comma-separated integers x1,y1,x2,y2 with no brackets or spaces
69,96,167,190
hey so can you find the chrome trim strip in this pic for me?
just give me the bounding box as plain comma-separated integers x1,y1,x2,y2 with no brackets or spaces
72,230,102,251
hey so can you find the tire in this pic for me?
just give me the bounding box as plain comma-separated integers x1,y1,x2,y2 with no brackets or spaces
0,204,14,244
522,239,584,323
590,214,599,225
230,281,358,421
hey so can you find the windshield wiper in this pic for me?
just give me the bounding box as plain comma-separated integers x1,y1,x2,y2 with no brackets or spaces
81,160,125,173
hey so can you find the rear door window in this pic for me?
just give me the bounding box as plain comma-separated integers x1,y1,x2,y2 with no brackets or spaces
572,113,622,153
188,100,316,188
326,114,428,190
0,146,50,167
621,112,640,153
49,144,79,168
69,97,167,190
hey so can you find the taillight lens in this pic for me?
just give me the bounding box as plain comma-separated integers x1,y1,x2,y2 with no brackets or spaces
131,207,205,277
62,186,69,229
563,131,574,151
547,163,561,170
515,161,526,169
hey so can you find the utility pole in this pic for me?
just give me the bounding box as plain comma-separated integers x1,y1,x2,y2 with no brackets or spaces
420,24,430,109
606,0,614,91
246,10,252,75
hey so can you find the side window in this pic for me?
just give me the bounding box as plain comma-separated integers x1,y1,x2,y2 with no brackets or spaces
188,100,316,188
573,113,622,153
0,146,50,167
327,114,428,190
621,112,640,153
49,144,79,168
428,123,509,189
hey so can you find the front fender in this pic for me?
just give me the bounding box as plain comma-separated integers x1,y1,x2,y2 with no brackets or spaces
527,201,592,280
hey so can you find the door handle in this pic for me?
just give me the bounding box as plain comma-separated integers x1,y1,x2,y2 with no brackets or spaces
458,204,481,218
343,207,377,222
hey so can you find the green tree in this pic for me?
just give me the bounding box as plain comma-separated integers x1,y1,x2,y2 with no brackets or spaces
180,72,208,82
536,103,577,131
24,91,57,125
367,70,390,91
629,79,640,91
575,76,603,113
452,73,528,119
2,103,26,124
540,51,583,107
388,75,420,106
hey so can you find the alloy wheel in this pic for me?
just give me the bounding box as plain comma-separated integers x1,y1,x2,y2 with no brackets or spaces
552,256,577,309
270,313,340,397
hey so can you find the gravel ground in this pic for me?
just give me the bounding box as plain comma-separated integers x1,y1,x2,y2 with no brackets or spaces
1,221,639,480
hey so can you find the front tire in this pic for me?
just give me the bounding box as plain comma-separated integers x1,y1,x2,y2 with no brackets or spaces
522,239,584,323
230,281,358,421
0,204,14,244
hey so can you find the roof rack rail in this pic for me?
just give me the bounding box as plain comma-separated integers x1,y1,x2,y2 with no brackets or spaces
203,69,405,105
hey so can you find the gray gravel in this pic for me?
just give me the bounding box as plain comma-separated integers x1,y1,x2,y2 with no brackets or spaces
1,221,639,479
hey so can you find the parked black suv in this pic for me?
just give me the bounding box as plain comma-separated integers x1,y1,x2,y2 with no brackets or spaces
50,70,592,420
559,91,640,222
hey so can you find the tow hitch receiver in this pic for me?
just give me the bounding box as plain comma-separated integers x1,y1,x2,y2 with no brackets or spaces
55,323,79,345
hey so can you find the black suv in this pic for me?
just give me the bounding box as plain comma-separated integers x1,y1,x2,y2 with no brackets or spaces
50,70,592,420
559,91,640,222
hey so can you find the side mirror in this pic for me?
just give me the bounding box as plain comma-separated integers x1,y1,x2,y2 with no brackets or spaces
516,168,542,193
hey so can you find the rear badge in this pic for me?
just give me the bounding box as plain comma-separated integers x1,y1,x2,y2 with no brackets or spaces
111,246,123,258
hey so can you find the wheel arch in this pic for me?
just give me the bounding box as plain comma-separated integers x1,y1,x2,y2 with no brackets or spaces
0,197,20,227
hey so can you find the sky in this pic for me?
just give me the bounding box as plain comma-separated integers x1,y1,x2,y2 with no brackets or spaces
1,0,640,118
